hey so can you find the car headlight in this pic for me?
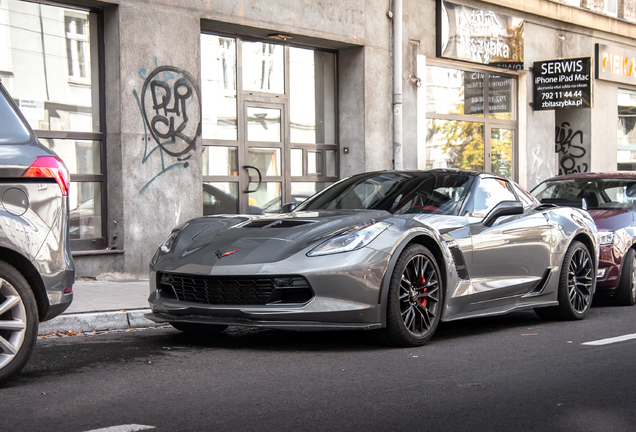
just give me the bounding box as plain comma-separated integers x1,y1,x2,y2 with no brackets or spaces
158,223,189,254
597,231,615,246
307,221,392,257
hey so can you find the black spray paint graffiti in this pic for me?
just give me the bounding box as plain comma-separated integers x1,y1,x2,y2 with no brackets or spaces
555,122,588,175
133,64,201,194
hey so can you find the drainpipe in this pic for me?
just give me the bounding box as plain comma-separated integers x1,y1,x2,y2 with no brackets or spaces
392,0,403,170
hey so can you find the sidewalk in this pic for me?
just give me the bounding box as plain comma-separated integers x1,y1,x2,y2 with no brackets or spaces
38,279,160,335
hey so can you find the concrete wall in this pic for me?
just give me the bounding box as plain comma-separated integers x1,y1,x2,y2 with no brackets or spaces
590,79,618,171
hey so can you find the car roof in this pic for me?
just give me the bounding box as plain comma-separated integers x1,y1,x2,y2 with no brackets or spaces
541,172,636,182
355,168,487,177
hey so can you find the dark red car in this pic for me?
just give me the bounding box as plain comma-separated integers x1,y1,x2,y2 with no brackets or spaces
532,172,636,306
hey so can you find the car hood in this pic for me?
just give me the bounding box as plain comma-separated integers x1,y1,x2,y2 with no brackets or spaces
587,209,634,231
156,210,393,270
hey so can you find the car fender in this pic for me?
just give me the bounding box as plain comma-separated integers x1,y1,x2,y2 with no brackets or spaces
543,207,598,275
375,227,455,327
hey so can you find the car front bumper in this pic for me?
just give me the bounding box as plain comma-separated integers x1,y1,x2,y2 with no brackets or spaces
147,247,391,330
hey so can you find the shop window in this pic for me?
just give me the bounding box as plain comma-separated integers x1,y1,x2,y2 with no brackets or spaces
1,0,104,250
421,64,518,179
617,89,636,170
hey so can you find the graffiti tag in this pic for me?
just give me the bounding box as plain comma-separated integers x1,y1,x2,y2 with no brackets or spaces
133,64,201,194
555,121,588,175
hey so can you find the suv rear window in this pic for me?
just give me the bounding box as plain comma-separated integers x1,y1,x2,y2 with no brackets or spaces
0,88,31,145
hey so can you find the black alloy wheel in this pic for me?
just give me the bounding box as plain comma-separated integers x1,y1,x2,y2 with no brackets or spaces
371,244,443,347
536,240,594,320
566,242,594,315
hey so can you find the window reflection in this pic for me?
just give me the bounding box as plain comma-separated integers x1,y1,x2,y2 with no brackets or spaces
242,41,284,94
471,178,516,217
69,182,101,240
1,1,99,132
491,129,514,178
422,119,484,171
248,147,281,176
618,89,636,171
203,146,238,176
290,48,336,144
307,151,321,175
40,139,101,174
201,34,237,140
291,149,303,176
427,66,483,117
248,182,281,211
247,107,281,142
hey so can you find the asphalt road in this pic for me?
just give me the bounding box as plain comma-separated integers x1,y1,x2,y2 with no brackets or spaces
3,302,636,432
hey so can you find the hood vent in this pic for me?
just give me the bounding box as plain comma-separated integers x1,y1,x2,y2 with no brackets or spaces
242,219,316,229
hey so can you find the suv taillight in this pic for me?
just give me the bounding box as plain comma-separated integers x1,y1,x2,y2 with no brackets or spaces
22,156,70,196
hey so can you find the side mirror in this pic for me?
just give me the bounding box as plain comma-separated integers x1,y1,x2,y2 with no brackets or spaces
281,202,298,213
483,201,523,227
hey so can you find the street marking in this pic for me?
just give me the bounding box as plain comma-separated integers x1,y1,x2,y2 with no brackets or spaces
582,333,636,346
84,425,155,432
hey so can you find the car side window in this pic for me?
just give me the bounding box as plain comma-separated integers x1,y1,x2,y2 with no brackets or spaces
471,178,517,218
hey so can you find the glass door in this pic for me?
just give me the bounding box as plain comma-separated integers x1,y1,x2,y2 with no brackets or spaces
242,102,284,214
201,33,338,215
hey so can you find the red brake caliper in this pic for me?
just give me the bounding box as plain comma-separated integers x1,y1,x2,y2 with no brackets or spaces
418,275,427,308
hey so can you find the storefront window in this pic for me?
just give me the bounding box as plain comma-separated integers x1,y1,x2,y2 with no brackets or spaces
201,35,338,215
201,35,237,140
618,89,636,170
425,120,485,171
421,64,518,179
290,48,336,144
1,0,104,250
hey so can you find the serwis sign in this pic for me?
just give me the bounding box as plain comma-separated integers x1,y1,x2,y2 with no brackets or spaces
533,57,591,110
437,0,524,70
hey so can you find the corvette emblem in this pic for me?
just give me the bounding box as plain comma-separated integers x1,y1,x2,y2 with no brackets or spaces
215,249,238,259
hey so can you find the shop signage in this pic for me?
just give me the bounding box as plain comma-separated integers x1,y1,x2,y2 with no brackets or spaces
532,57,591,111
596,44,636,85
437,0,524,70
464,73,512,115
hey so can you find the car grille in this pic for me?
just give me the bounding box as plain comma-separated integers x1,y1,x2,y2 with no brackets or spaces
157,272,314,305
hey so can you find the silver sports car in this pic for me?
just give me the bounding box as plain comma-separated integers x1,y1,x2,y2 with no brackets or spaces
147,170,599,346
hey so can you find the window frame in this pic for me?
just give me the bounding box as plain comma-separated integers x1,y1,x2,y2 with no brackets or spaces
200,32,339,214
28,2,107,251
424,61,519,180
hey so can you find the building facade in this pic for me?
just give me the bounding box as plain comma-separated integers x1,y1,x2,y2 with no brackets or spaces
1,0,636,276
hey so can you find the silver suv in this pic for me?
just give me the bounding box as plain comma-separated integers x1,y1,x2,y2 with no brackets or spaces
0,79,75,385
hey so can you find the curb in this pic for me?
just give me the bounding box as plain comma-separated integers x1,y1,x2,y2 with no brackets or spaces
38,309,157,334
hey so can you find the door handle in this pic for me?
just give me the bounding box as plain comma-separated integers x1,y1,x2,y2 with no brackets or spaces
244,165,262,193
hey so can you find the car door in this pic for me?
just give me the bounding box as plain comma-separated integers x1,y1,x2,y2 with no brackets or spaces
467,177,552,308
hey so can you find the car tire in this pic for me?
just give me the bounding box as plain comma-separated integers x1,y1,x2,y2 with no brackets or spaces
169,322,228,334
0,261,38,387
535,240,594,320
370,244,443,347
614,248,636,306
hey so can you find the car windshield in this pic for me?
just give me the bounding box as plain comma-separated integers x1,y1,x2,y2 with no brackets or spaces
0,85,31,145
295,172,473,215
532,178,636,210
